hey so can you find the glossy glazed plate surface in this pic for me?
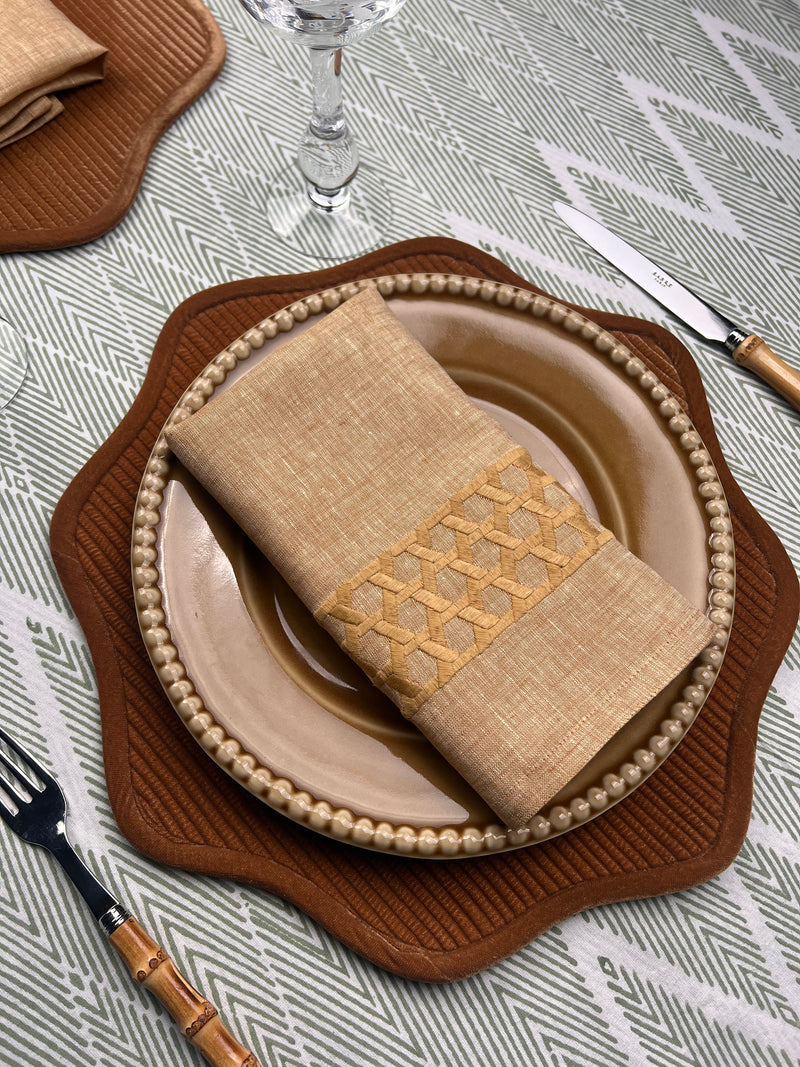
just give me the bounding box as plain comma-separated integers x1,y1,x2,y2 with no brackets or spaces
132,275,734,857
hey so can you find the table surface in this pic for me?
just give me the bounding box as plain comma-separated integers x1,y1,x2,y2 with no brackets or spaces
2,1,799,1065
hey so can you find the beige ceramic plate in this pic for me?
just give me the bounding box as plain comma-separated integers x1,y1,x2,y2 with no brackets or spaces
132,275,734,858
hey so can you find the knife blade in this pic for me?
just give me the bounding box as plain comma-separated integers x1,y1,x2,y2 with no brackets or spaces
554,201,800,412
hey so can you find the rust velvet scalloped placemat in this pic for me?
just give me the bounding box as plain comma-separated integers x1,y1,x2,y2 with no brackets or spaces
50,238,799,983
0,0,225,253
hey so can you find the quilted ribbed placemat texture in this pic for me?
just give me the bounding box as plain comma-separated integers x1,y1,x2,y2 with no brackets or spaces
50,239,799,983
0,0,225,253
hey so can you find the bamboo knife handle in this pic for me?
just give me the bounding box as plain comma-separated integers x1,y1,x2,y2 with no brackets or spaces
732,334,800,412
109,916,261,1067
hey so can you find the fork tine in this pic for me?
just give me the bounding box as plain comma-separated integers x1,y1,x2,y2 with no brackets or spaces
0,755,31,802
0,723,56,792
0,744,39,801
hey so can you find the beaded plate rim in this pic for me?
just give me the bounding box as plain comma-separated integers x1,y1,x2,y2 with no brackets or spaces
131,273,735,859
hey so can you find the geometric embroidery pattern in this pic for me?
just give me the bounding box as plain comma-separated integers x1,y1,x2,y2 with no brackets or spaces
315,447,613,715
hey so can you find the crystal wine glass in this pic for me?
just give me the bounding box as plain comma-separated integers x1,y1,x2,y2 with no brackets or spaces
236,0,407,259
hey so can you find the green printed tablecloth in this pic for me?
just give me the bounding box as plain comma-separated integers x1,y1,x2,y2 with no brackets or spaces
1,1,799,1064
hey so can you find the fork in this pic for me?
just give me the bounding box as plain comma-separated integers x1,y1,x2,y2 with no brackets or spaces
0,721,261,1067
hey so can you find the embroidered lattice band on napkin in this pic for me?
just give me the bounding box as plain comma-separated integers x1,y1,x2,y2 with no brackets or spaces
166,287,715,827
0,0,107,150
316,446,614,716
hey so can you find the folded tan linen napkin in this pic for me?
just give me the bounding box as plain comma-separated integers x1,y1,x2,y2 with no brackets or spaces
0,0,107,150
166,287,715,828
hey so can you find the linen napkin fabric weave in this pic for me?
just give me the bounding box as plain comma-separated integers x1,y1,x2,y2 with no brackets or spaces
0,0,107,149
165,287,715,827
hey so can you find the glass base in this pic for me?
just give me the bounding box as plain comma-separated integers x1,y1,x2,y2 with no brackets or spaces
266,161,392,260
0,317,29,409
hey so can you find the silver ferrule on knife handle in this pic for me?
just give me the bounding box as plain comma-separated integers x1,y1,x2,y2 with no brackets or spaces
99,902,133,935
724,327,748,352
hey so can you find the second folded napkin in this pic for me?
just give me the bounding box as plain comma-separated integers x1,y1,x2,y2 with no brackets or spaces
0,0,107,149
166,287,714,828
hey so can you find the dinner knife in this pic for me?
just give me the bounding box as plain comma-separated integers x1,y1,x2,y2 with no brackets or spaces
554,201,800,412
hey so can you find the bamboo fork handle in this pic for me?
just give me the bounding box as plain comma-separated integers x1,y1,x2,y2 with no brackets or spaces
732,334,800,412
109,916,261,1067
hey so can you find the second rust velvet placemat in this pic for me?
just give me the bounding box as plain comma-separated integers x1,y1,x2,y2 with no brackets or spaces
0,0,225,252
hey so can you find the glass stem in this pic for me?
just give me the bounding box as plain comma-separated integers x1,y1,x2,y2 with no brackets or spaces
297,47,359,212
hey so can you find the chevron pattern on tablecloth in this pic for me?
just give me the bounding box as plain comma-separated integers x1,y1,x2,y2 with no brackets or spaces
1,1,799,1064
